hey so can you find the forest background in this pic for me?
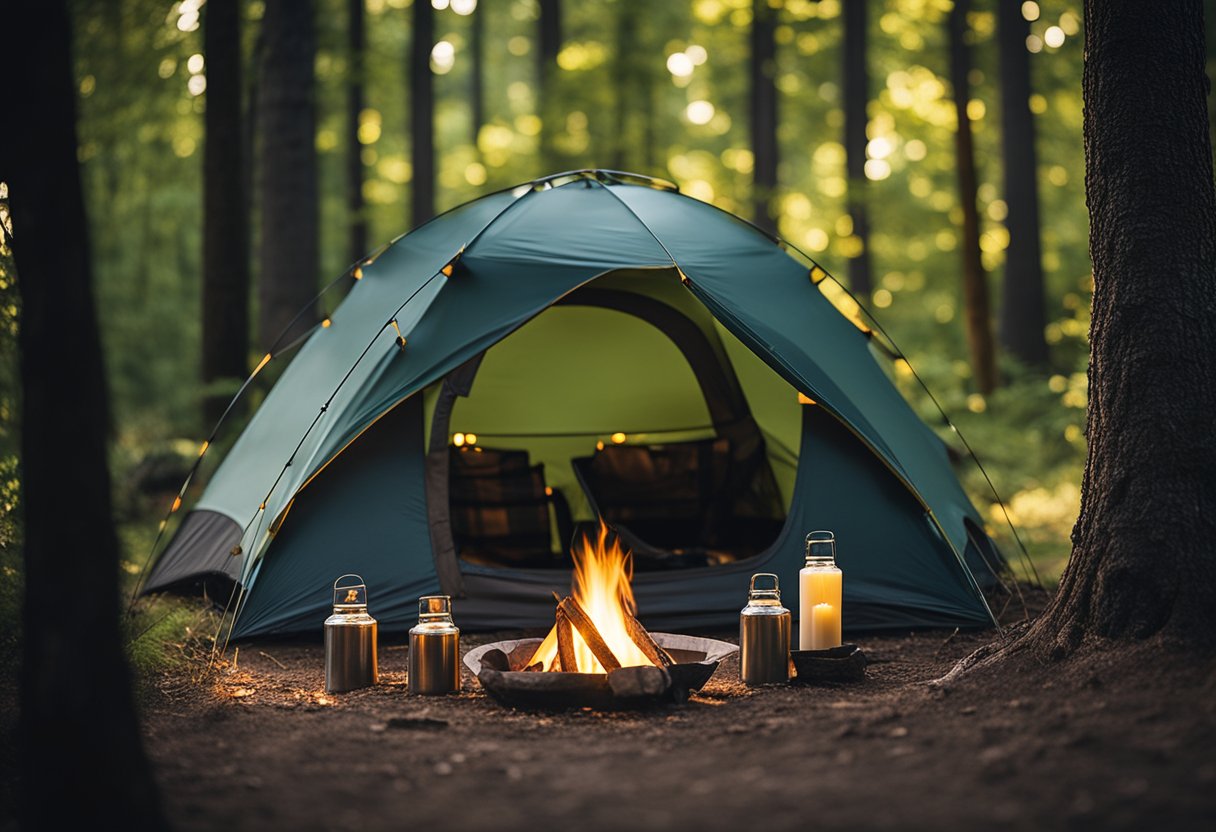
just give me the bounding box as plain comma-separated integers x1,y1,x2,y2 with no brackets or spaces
3,0,1216,638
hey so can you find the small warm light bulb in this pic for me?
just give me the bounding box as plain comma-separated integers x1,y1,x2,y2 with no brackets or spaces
353,266,363,280
545,486,553,496
596,441,605,451
453,433,466,447
321,318,332,328
465,433,478,445
611,432,627,444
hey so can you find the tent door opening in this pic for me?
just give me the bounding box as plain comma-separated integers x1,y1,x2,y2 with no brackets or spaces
425,277,788,576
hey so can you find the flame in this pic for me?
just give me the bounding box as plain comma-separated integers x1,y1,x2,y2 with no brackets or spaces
527,523,655,673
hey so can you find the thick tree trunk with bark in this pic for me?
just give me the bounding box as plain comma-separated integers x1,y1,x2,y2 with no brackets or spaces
997,0,1049,368
948,0,999,395
348,0,368,263
750,0,778,235
410,0,435,225
203,0,251,427
1020,0,1216,655
2,2,168,827
843,0,872,298
258,0,318,351
538,0,563,170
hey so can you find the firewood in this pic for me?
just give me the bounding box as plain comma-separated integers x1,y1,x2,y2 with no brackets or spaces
607,665,671,700
555,607,579,674
557,596,622,672
623,610,674,669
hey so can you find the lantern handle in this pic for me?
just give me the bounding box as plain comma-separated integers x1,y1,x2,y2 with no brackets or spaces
333,574,368,608
334,573,366,590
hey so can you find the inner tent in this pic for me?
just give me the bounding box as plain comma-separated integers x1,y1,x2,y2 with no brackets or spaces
425,269,799,572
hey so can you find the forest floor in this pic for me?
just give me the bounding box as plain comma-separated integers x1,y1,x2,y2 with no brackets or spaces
141,595,1216,832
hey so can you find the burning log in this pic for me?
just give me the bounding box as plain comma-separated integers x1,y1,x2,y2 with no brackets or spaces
557,597,622,672
622,609,674,670
555,607,578,675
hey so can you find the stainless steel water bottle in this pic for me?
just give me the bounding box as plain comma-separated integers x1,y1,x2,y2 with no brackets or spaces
408,595,461,695
324,574,379,692
740,573,791,685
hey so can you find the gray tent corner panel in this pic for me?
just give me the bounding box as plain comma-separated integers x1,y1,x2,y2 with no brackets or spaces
141,509,243,596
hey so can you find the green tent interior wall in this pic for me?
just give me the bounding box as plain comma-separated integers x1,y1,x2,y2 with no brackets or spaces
144,170,1004,638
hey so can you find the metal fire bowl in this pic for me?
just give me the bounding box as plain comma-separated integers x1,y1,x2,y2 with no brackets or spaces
464,632,738,710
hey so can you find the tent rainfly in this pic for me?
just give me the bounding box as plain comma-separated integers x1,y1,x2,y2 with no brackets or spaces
144,170,1007,639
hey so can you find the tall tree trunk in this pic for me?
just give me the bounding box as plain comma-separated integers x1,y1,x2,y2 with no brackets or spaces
537,0,563,171
843,0,872,298
1020,0,1216,654
410,0,435,225
470,0,484,153
203,0,251,427
948,0,999,395
2,1,169,827
348,0,368,263
750,0,778,235
258,0,318,351
997,0,1049,368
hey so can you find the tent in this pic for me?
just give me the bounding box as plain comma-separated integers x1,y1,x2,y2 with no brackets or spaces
144,170,1005,639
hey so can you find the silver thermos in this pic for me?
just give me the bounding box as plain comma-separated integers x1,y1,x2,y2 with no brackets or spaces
408,595,461,695
740,572,791,685
324,574,379,692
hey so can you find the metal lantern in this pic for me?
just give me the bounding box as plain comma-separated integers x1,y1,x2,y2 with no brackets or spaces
324,574,379,692
408,595,461,695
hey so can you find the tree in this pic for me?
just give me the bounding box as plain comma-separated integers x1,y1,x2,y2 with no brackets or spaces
1019,0,1216,654
947,0,999,395
937,1,1216,683
997,0,1049,368
537,0,563,170
258,0,318,351
842,0,873,298
1,1,168,827
348,0,369,264
411,0,435,226
750,0,778,235
202,0,251,427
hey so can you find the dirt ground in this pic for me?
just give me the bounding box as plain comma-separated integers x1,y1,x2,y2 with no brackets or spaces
141,606,1216,832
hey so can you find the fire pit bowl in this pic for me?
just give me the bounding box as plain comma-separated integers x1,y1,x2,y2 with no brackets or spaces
464,633,738,710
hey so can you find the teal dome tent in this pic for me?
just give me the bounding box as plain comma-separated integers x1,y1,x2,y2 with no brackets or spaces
144,170,1005,638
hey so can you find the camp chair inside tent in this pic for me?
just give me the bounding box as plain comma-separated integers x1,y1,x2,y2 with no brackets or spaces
448,446,572,567
571,435,785,570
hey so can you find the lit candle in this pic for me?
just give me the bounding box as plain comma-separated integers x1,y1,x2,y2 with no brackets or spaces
799,531,844,650
809,603,840,650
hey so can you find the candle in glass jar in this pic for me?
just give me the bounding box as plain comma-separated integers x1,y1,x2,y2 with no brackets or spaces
799,531,843,650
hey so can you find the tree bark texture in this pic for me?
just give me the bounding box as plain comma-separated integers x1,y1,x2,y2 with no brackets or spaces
203,0,251,427
1022,0,1216,654
611,0,646,172
347,0,368,263
1,1,169,827
258,0,318,351
997,0,1049,368
948,0,999,395
538,0,563,169
410,0,435,225
750,0,778,235
843,0,873,297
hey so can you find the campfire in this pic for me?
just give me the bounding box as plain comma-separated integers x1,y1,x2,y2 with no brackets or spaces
522,523,674,674
464,523,737,709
